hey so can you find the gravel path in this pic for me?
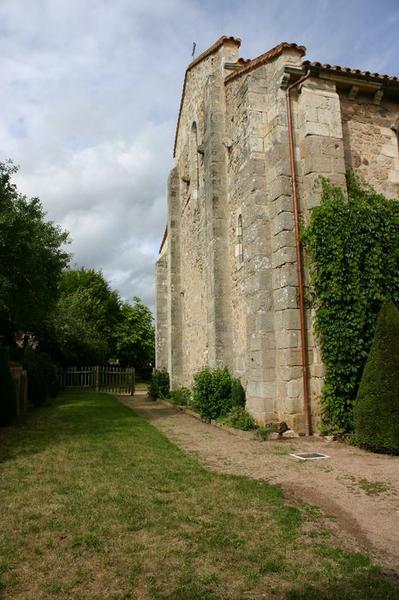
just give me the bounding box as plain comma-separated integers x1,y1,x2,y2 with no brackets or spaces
121,392,399,572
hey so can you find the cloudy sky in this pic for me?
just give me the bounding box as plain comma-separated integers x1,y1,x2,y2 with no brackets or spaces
1,0,398,310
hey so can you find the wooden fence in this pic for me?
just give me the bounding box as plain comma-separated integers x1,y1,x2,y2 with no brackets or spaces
60,366,135,396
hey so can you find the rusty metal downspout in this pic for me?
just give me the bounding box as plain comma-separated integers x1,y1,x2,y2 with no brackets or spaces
286,70,313,436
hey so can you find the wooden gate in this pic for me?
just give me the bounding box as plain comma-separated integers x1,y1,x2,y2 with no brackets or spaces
60,366,135,396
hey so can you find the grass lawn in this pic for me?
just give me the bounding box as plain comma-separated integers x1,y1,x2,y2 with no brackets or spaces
0,393,398,600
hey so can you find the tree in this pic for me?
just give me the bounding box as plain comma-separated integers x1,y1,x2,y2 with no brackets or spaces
353,300,399,454
47,268,122,365
115,297,155,372
0,161,70,342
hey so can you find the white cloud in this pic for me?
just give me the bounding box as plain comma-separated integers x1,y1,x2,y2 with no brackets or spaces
1,0,398,310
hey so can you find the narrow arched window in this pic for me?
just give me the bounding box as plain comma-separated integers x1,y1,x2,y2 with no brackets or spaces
237,214,244,264
190,122,199,197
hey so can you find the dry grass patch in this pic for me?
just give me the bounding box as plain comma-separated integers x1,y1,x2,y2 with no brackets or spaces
0,393,398,599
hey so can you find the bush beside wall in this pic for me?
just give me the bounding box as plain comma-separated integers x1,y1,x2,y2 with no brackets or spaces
0,348,17,426
354,301,399,455
192,367,232,420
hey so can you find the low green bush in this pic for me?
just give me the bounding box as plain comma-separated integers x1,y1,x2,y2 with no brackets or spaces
192,366,232,420
148,369,170,400
169,387,191,406
0,347,17,426
231,377,246,407
353,301,399,455
23,348,58,406
148,376,159,400
220,406,256,431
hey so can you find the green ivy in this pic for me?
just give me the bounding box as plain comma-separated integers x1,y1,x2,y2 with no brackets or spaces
302,173,399,432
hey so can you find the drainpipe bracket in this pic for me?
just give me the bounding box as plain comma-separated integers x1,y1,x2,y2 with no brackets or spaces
280,66,306,89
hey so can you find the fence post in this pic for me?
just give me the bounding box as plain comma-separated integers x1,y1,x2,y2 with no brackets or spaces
95,366,100,392
131,368,135,396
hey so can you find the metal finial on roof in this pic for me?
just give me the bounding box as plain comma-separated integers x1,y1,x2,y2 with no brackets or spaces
192,42,196,58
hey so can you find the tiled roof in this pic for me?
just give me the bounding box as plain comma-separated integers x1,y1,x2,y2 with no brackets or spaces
224,42,306,84
303,60,399,83
173,36,241,157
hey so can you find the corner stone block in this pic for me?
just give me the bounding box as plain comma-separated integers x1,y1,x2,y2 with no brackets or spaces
247,381,276,399
276,330,299,349
273,286,298,310
272,264,298,289
275,308,301,330
271,211,294,237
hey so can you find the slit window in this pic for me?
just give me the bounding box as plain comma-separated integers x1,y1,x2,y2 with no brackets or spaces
190,122,199,195
237,214,244,264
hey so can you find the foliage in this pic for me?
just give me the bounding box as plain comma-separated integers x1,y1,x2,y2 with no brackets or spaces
23,348,58,406
148,375,159,400
169,386,191,406
0,347,16,426
0,161,70,341
353,301,399,454
220,406,256,431
256,422,288,440
115,297,155,372
45,268,122,365
148,369,170,400
302,174,399,432
45,269,154,369
192,366,232,420
231,377,246,407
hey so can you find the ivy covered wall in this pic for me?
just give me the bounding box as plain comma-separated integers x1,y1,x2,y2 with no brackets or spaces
302,174,399,432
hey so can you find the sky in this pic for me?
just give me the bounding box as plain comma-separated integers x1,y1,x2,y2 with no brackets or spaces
1,0,398,310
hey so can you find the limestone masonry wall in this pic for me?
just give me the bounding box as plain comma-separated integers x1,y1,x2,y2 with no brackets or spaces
155,36,399,432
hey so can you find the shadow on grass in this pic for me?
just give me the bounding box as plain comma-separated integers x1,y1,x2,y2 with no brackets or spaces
0,392,143,464
286,567,399,600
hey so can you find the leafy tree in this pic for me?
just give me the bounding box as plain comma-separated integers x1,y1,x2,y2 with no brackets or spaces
0,161,70,342
47,268,122,365
354,301,399,454
115,297,155,371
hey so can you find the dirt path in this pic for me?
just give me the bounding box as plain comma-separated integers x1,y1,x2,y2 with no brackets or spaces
121,393,399,572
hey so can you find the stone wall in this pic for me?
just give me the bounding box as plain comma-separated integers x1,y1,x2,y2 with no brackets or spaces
167,39,240,387
155,242,168,370
340,93,399,198
156,37,399,432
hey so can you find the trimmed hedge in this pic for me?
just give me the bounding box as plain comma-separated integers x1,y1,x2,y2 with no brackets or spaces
353,301,399,454
0,347,17,426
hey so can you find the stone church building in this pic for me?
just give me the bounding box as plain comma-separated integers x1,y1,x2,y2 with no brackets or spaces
155,36,399,433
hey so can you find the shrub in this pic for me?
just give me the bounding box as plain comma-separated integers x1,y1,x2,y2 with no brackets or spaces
231,377,246,407
0,347,17,426
169,387,191,406
256,422,288,440
221,407,256,431
148,369,170,400
23,348,58,406
353,301,399,454
148,375,159,400
193,367,232,420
